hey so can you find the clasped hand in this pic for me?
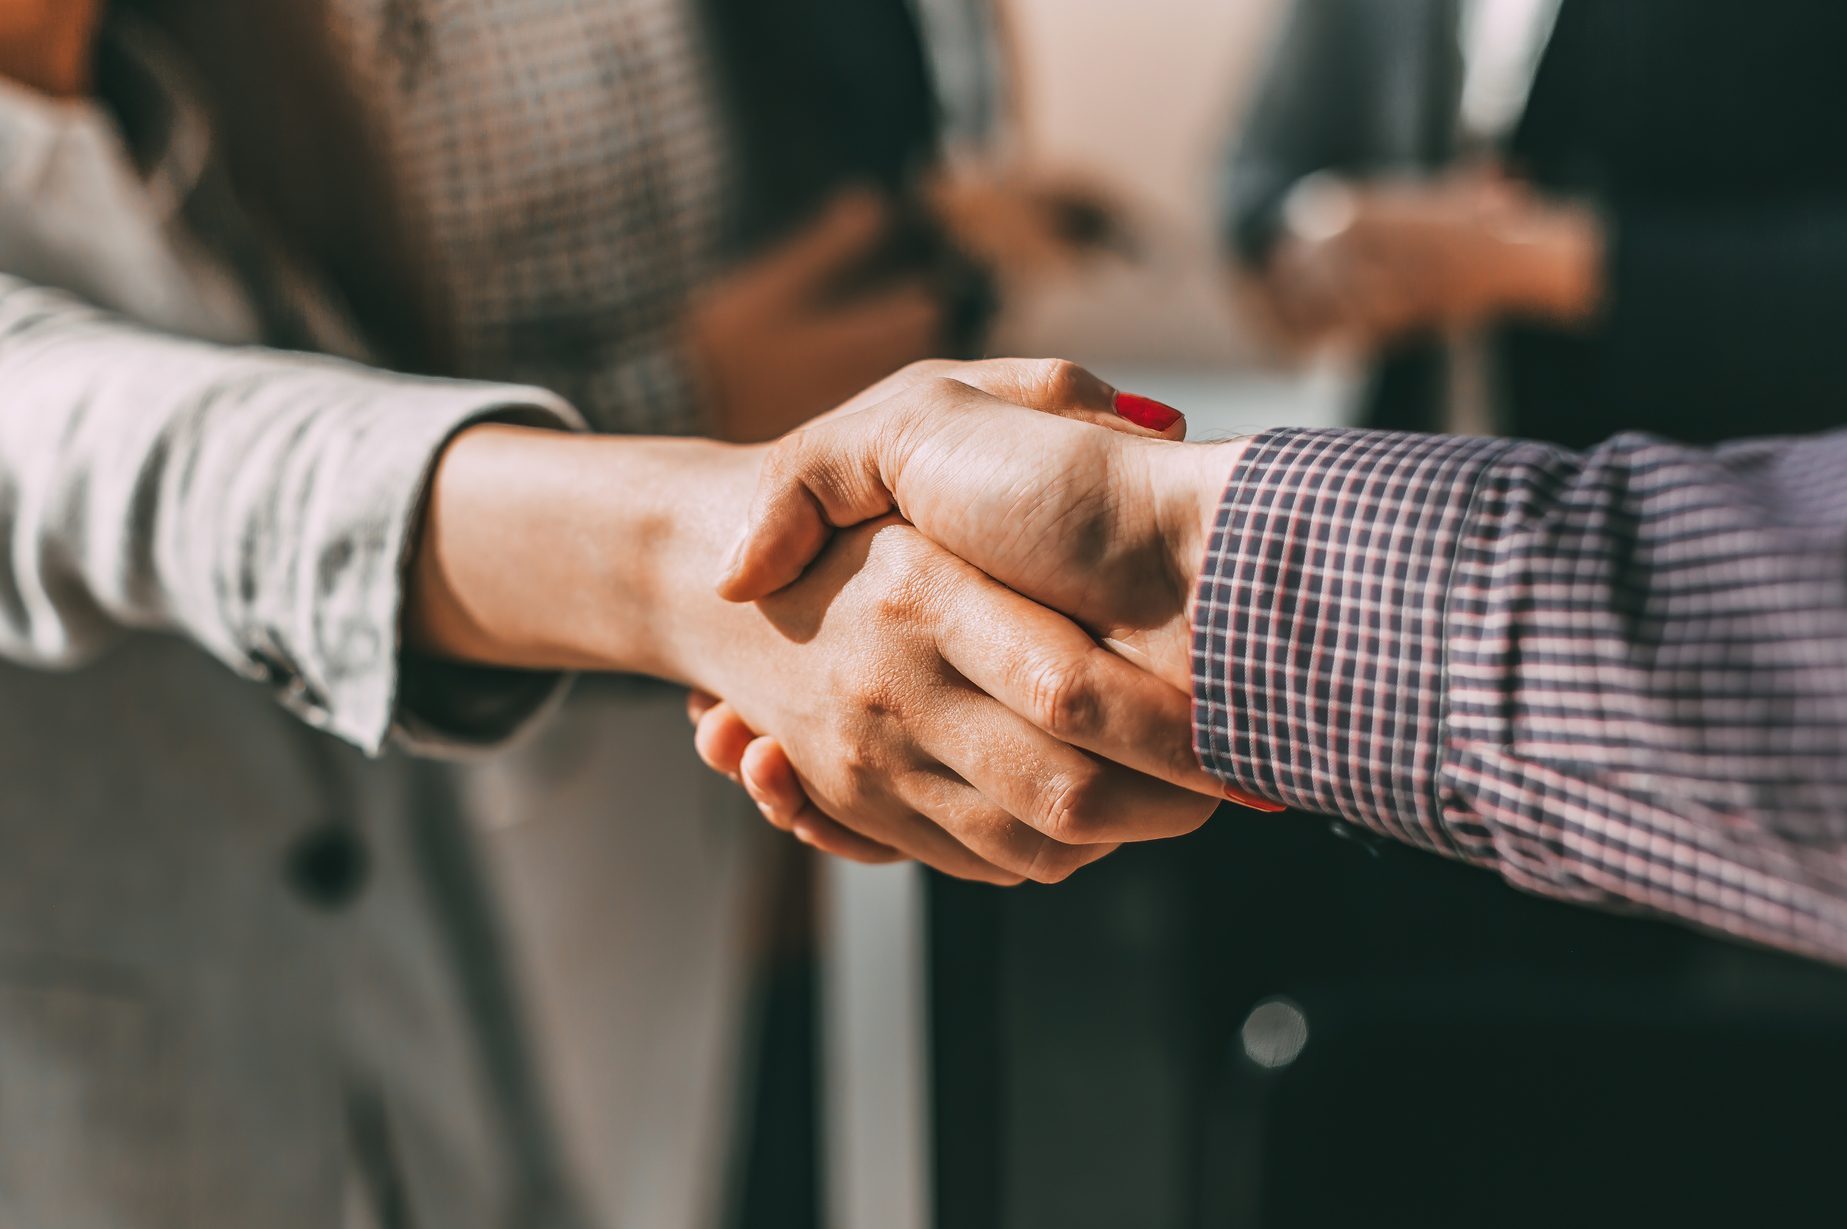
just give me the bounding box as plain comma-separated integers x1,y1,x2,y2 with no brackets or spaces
685,358,1262,883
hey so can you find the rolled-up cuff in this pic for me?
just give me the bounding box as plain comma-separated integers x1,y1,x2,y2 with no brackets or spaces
226,371,586,757
1190,427,1519,855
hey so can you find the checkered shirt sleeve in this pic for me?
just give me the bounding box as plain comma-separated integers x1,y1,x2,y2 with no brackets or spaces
1192,426,1847,963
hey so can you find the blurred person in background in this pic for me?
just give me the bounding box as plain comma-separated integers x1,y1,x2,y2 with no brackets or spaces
0,2,1171,1227
1229,0,1847,447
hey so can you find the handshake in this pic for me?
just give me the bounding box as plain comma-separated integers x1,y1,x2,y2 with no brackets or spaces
679,358,1267,885
415,349,1847,960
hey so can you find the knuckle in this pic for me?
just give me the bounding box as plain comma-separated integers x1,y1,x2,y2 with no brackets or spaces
760,432,806,484
899,358,957,383
919,374,980,411
1029,358,1090,404
1036,764,1109,845
867,565,931,629
867,535,949,618
834,736,887,792
857,678,905,726
1021,652,1101,741
1020,834,1088,885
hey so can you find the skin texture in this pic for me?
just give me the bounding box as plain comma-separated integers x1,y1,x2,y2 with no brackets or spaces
406,370,1223,885
1248,169,1605,354
0,0,104,97
686,358,1254,859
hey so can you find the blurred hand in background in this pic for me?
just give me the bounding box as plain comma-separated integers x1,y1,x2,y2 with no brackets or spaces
692,170,1134,445
0,0,103,96
927,162,1134,282
1245,167,1604,355
688,189,950,444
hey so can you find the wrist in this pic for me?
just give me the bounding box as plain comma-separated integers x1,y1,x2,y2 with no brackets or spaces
407,424,762,679
1125,437,1249,691
632,443,769,687
1156,438,1248,591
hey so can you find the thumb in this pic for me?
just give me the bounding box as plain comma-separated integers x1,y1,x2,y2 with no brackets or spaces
715,406,919,602
942,358,1188,441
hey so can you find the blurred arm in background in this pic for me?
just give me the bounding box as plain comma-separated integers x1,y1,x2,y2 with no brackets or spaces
1240,167,1602,354
1226,0,1600,353
1225,0,1847,445
689,0,1126,444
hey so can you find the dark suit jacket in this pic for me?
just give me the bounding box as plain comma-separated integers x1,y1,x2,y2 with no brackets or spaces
1229,0,1847,448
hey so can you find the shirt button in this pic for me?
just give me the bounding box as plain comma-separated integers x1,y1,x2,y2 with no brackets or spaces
285,821,370,910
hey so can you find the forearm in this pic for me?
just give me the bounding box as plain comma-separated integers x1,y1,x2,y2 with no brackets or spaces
1191,426,1847,961
1222,0,1362,267
407,424,761,685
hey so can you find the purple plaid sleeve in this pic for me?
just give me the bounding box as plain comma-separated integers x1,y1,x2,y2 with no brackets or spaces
1192,426,1847,963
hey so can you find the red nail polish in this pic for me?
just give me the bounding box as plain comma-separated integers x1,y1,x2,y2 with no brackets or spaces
1225,788,1288,813
1114,392,1183,432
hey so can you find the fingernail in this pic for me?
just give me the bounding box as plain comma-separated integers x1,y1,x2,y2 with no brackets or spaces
1225,787,1287,813
1114,392,1183,432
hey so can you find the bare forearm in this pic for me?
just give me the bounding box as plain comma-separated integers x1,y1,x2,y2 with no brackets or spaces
405,424,759,682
